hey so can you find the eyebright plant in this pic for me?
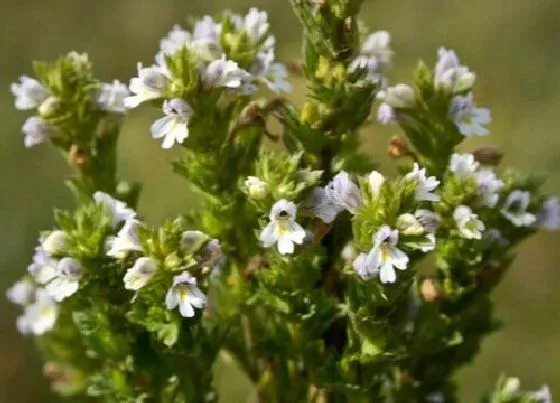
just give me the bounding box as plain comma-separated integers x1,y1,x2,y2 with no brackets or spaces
6,2,558,402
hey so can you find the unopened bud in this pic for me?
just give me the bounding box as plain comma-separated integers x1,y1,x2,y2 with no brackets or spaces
473,146,503,166
38,96,59,118
387,136,412,158
421,278,439,302
42,230,69,256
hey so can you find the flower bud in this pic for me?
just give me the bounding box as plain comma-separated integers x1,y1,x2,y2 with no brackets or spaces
381,84,416,109
368,171,385,196
245,176,268,200
42,230,69,256
438,67,476,93
38,96,60,118
397,213,424,235
421,278,439,302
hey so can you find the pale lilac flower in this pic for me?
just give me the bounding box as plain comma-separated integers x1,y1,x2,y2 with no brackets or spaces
95,80,130,113
150,98,193,149
259,200,306,255
124,257,158,291
449,153,479,181
475,169,504,207
243,8,270,44
353,252,378,280
11,76,50,110
160,25,192,55
453,205,485,239
27,247,58,285
434,48,475,93
362,226,409,284
107,219,143,258
181,230,208,252
325,171,363,214
22,116,52,148
538,197,560,230
94,191,137,228
41,230,69,256
501,190,537,227
377,102,395,125
18,289,58,335
202,56,252,89
251,50,291,93
530,385,552,403
405,163,440,202
450,94,491,137
6,278,35,306
124,63,170,108
302,187,339,224
45,257,82,302
414,210,441,233
165,272,207,318
350,31,393,82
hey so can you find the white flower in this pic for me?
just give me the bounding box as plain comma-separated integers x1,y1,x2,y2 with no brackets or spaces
124,63,170,108
93,191,136,228
181,230,208,252
363,226,409,283
405,163,440,202
453,205,485,239
245,176,268,200
193,16,221,44
165,272,207,318
107,219,143,258
434,48,459,81
252,51,292,93
434,48,475,93
6,278,35,306
475,169,504,207
450,94,491,137
325,171,363,214
414,210,441,233
353,252,379,280
530,385,552,403
45,257,82,302
41,230,69,256
202,56,252,89
396,214,425,235
303,187,339,224
27,247,59,285
11,76,50,110
377,102,395,125
502,377,520,396
538,197,560,230
19,289,58,335
150,98,193,149
368,171,385,196
124,257,158,291
259,200,306,255
22,116,52,148
160,25,192,55
243,8,270,44
501,190,537,227
95,80,130,113
378,84,416,109
361,31,393,70
449,153,479,181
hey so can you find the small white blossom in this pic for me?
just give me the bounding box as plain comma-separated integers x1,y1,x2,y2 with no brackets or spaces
181,230,208,252
341,243,356,263
22,116,53,148
501,190,537,227
150,98,193,149
378,84,416,109
353,252,378,280
475,169,504,207
414,210,441,233
243,8,270,44
94,191,136,228
45,257,82,302
434,48,475,93
160,25,192,55
405,163,440,202
27,247,59,285
252,50,292,93
41,230,69,256
377,102,396,125
303,187,339,224
449,153,479,181
362,226,409,284
325,171,363,214
259,200,306,255
124,257,158,291
107,219,143,258
6,278,35,306
530,385,552,403
397,214,425,235
124,63,170,109
538,197,560,230
11,76,50,110
202,56,252,89
503,377,520,396
368,171,385,196
245,176,268,200
453,205,485,239
165,272,207,318
450,94,491,137
19,290,58,335
350,31,393,82
95,80,130,113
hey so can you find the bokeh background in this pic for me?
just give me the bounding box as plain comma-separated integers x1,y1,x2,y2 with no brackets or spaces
1,0,559,401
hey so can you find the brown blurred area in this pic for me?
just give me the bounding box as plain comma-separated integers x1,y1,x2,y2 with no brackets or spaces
1,1,559,401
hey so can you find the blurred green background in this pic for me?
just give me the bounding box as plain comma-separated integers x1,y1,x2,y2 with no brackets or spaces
1,0,559,401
